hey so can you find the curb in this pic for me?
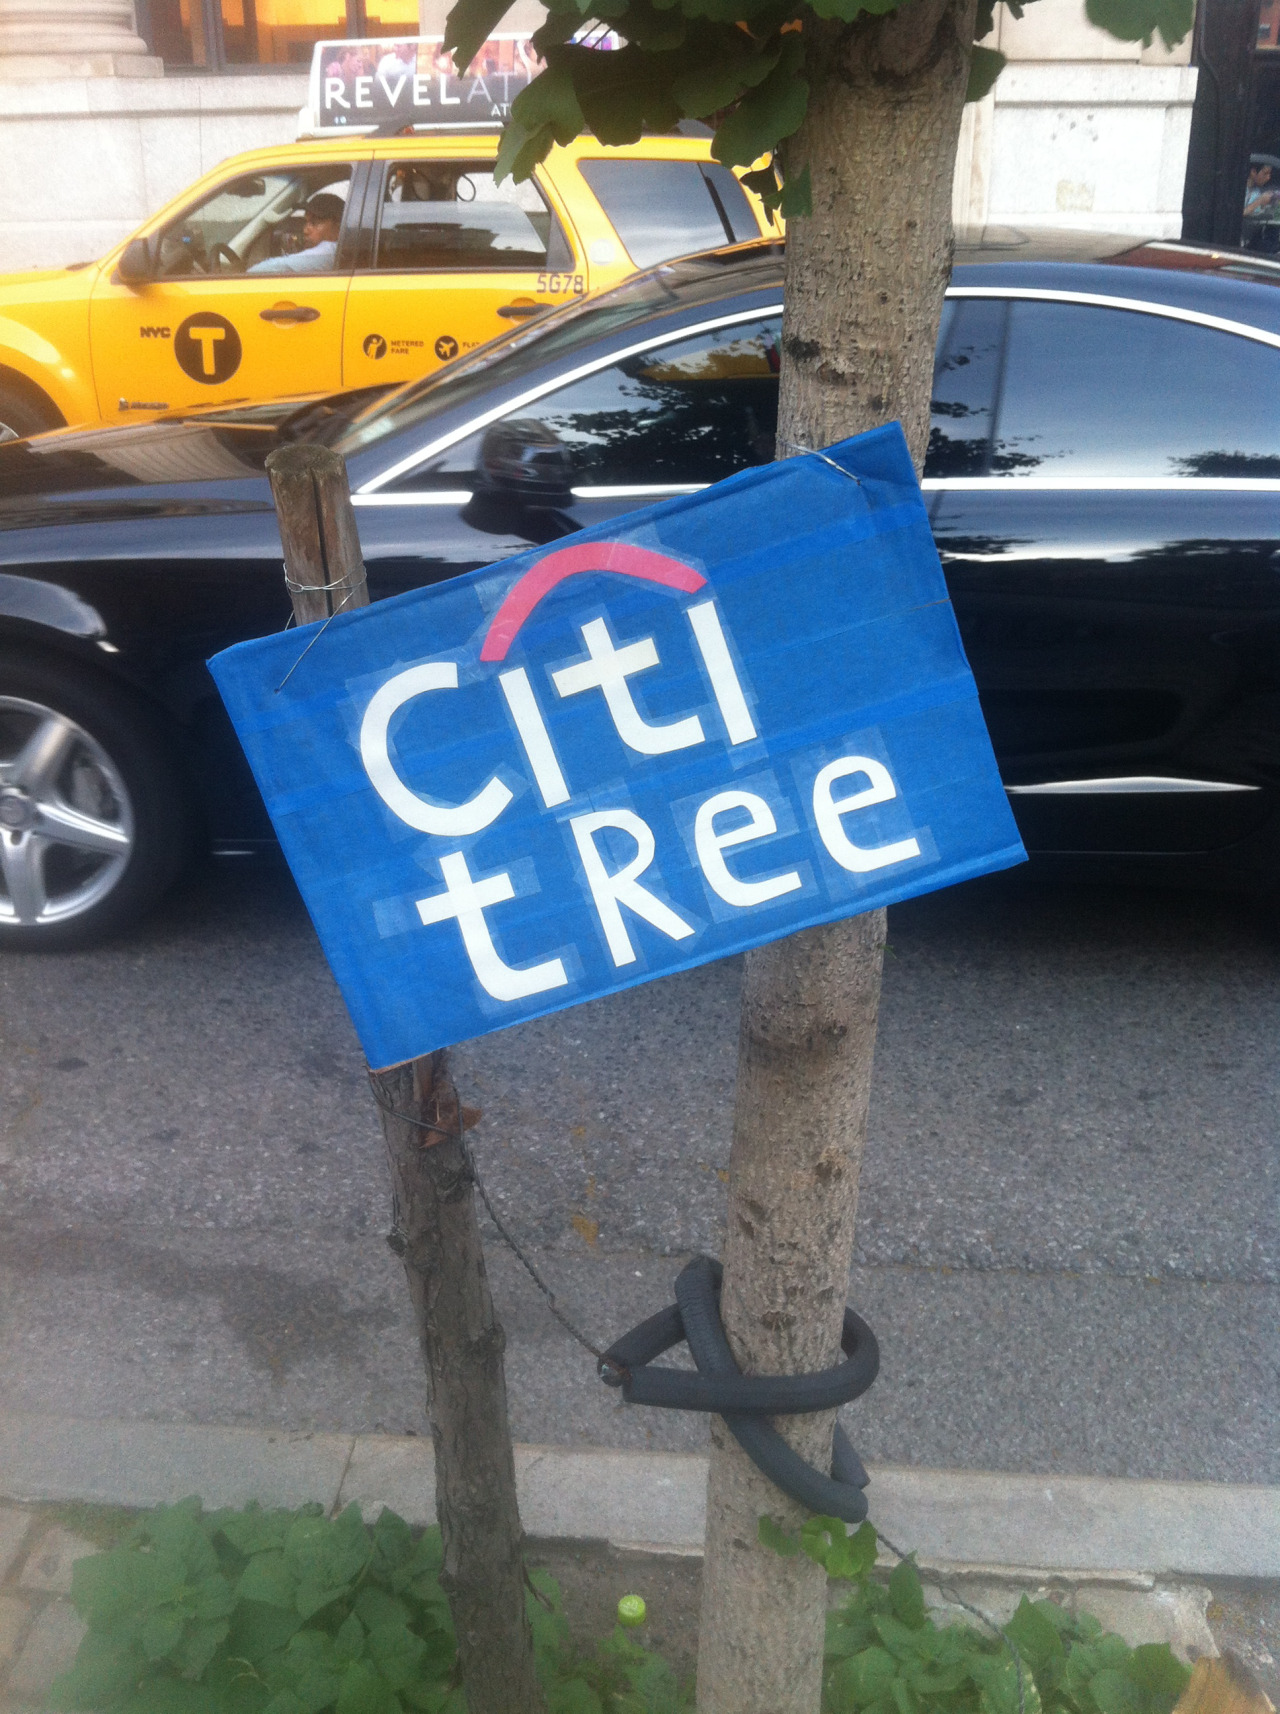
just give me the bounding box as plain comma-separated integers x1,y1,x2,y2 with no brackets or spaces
1,1410,1277,1580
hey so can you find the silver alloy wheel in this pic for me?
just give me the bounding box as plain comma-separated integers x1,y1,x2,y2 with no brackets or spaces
0,696,134,929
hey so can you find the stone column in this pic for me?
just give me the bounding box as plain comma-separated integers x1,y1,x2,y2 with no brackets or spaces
0,0,161,76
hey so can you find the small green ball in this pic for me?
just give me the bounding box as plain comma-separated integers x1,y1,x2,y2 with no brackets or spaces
617,1594,647,1628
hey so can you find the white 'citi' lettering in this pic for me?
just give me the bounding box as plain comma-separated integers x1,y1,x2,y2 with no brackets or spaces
553,617,704,755
686,601,757,744
360,662,512,835
694,790,801,908
415,852,568,1002
812,757,921,872
498,667,569,807
570,809,694,967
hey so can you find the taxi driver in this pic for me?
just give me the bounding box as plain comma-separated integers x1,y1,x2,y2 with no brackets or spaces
248,192,344,276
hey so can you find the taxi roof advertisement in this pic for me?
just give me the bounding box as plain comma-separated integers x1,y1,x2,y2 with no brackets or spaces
307,34,601,132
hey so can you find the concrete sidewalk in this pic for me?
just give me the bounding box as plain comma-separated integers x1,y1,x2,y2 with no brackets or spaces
1,1410,1278,1710
2,1408,1278,1577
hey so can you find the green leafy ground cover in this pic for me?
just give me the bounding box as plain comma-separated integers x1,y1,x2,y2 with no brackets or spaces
48,1502,1192,1714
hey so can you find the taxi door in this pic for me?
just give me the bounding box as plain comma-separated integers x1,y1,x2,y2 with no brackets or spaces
341,156,580,391
89,163,362,422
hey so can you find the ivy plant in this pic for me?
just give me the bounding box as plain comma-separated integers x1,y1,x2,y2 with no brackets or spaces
758,1515,1193,1714
50,1499,686,1714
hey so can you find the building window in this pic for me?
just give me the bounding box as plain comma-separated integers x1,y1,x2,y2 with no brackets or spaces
141,0,416,71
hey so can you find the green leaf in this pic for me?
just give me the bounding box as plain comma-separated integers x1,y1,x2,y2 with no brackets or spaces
335,1663,396,1714
237,1553,297,1613
224,1600,302,1665
140,1608,186,1662
443,0,515,70
354,1590,410,1634
334,1614,365,1668
1086,0,1192,47
778,164,811,218
1004,1599,1065,1676
1125,1645,1190,1707
50,1630,147,1710
214,1508,290,1562
712,36,808,167
368,1513,414,1584
545,1679,603,1714
285,1509,370,1621
967,44,1006,101
671,40,781,116
173,1620,231,1679
1091,1668,1143,1714
888,1560,927,1631
366,1623,425,1692
758,1515,801,1557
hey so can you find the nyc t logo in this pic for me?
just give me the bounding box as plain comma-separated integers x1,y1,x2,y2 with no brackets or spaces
211,425,1024,1067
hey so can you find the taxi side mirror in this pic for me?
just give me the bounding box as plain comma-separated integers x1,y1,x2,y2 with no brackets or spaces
116,238,155,285
479,418,573,502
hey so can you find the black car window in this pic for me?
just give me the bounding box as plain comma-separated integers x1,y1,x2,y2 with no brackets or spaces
994,301,1280,477
578,160,759,269
392,314,781,492
373,162,571,272
924,297,1006,479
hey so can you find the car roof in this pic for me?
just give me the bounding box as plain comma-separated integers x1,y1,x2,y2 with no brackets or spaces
599,231,1280,340
950,225,1280,337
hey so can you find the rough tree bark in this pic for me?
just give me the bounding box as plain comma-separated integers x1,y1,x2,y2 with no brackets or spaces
696,6,978,1710
373,1053,545,1714
265,445,545,1714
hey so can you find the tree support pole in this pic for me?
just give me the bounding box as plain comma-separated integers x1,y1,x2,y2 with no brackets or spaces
265,445,545,1714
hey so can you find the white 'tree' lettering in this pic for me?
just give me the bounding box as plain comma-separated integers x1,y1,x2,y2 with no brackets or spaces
360,662,512,835
553,617,704,755
812,756,922,873
570,809,694,967
694,790,801,908
416,851,567,1002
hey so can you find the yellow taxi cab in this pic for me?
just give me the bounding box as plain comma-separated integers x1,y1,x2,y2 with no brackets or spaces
0,124,775,440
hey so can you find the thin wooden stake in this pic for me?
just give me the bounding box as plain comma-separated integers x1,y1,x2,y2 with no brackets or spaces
265,445,545,1714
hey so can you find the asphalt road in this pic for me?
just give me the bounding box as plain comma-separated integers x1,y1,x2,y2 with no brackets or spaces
0,857,1276,1486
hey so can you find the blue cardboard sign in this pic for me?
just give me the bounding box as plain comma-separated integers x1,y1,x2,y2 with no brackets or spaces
210,424,1025,1069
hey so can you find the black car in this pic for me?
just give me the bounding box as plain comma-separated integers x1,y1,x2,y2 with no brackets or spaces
2,229,1279,948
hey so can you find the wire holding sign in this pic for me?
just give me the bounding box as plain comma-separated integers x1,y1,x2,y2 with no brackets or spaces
210,422,1025,1069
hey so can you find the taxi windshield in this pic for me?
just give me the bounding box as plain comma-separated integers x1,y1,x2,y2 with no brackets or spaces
332,242,784,457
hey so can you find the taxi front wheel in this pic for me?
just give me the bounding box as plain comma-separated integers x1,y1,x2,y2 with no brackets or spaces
0,656,192,950
0,381,62,444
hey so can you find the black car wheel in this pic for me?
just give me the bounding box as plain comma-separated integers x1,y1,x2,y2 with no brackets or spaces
0,659,190,950
0,382,61,444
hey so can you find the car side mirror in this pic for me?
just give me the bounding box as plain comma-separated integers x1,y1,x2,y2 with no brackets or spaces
478,418,573,502
115,238,155,285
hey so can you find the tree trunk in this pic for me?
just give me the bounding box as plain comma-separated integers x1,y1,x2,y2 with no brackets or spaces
264,445,545,1714
374,1054,545,1714
696,7,978,1710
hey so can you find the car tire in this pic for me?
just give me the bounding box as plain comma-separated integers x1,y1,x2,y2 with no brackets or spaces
0,656,192,950
0,381,62,443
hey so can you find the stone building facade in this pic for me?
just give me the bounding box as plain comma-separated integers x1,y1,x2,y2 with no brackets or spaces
0,0,1197,274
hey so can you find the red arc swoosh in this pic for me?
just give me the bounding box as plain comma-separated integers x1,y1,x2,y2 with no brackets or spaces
479,542,706,663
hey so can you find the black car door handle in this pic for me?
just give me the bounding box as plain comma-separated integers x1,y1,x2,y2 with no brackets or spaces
497,302,548,319
259,305,320,323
